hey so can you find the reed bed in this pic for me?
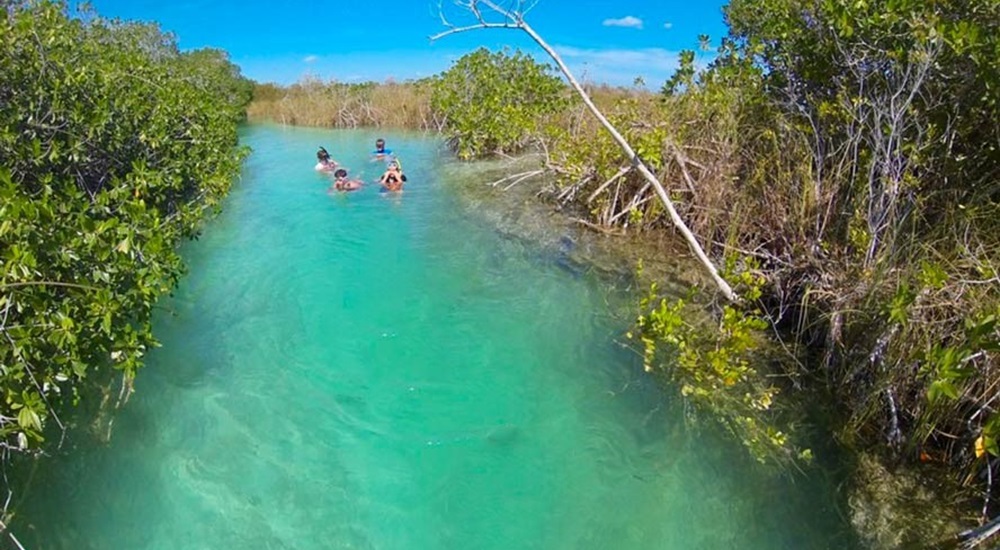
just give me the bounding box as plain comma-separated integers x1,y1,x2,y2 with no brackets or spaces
247,78,440,130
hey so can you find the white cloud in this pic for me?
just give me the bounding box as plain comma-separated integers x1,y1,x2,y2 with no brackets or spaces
602,16,643,29
663,22,673,30
557,45,681,72
303,55,318,64
553,45,690,88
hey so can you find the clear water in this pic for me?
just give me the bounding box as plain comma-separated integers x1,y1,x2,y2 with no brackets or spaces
13,125,856,549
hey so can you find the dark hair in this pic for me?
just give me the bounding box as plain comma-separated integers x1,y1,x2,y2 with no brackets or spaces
334,168,347,178
317,146,330,161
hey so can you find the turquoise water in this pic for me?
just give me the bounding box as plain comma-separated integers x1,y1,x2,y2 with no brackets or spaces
14,125,855,549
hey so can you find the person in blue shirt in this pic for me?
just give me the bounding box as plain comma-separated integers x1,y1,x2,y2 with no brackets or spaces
372,138,393,159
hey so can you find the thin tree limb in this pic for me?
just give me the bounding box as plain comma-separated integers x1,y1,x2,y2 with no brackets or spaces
670,144,699,195
502,170,545,190
429,23,516,40
586,165,631,204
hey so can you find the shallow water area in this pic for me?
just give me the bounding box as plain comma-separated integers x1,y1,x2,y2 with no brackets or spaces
14,125,857,549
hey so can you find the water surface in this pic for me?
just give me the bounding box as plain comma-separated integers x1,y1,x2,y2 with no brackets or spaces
14,125,855,549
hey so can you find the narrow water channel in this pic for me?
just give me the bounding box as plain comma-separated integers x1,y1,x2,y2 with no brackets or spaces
13,125,857,549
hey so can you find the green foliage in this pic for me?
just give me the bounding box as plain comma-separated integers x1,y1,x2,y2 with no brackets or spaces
431,48,567,159
661,50,697,97
631,263,806,466
0,1,249,452
710,0,1000,493
921,311,999,405
176,48,254,117
725,0,1000,226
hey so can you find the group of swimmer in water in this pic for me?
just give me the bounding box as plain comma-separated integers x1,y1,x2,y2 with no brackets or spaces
315,138,407,193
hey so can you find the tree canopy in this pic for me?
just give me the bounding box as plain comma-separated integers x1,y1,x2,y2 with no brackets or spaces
0,1,251,453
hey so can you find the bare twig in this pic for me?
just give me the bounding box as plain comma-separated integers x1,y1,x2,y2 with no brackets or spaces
486,169,543,188
670,144,699,195
586,165,631,204
609,195,653,225
0,281,99,292
573,218,625,235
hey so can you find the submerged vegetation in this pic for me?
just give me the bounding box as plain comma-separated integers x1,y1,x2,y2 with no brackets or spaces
0,0,250,511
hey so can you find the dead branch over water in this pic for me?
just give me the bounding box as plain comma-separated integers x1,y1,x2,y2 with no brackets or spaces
430,0,737,302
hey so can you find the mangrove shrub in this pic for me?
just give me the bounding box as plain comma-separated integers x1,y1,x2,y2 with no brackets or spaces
0,2,250,453
431,48,566,159
722,0,1000,469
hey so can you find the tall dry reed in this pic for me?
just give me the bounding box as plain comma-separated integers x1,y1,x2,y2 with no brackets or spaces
247,78,441,130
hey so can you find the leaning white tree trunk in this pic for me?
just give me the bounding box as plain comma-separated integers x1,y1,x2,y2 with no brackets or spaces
431,2,737,302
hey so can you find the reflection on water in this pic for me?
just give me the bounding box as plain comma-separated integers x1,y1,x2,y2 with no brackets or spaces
12,125,857,549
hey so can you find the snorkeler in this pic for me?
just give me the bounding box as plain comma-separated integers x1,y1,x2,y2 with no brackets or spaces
330,168,363,192
372,138,393,159
379,160,406,192
315,146,337,172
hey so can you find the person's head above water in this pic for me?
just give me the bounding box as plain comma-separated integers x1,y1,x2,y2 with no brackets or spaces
375,139,386,153
317,146,331,162
387,161,399,170
334,168,348,179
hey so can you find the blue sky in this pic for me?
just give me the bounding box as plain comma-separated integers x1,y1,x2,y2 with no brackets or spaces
83,0,730,87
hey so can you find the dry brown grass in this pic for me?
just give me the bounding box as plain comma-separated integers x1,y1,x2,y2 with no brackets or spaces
247,78,440,130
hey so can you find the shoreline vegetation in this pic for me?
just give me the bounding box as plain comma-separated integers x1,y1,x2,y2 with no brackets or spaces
0,1,251,543
1,0,997,548
248,79,441,131
249,2,998,547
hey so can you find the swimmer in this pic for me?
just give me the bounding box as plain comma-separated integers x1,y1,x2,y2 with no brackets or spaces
330,168,363,192
315,146,337,171
379,160,406,192
372,138,393,160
